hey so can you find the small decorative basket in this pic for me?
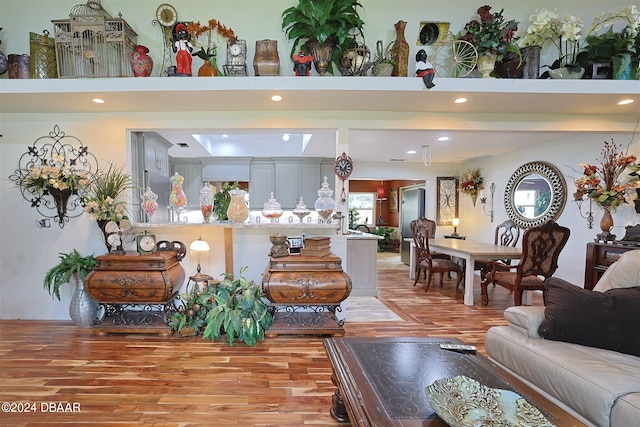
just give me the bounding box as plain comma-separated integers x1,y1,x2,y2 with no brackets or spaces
340,43,371,76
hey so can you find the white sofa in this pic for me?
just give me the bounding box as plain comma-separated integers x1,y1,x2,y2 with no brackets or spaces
485,250,640,427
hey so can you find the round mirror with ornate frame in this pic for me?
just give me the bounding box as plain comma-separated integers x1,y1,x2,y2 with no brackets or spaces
504,161,567,228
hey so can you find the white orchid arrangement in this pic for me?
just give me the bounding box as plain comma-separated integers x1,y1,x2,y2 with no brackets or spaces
518,8,583,68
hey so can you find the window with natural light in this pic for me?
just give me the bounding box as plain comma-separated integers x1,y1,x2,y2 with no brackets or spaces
348,192,375,227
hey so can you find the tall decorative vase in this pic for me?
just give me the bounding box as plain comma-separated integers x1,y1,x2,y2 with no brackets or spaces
306,38,334,76
130,45,153,77
477,54,497,78
521,46,540,79
390,20,409,77
69,273,99,328
597,208,616,242
613,55,632,80
227,189,249,224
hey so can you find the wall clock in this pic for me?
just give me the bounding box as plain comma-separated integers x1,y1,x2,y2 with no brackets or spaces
223,39,248,76
156,4,177,27
334,152,353,202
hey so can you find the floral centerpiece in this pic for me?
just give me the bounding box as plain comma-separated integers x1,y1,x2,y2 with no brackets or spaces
187,19,237,76
21,160,90,194
574,139,640,240
518,8,583,72
458,167,484,206
458,5,519,64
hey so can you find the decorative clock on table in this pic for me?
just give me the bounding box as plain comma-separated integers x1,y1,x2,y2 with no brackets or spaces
334,152,353,203
136,230,157,255
224,39,248,76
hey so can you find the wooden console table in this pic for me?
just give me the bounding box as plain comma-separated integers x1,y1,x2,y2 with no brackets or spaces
584,242,637,290
261,253,352,336
85,251,185,336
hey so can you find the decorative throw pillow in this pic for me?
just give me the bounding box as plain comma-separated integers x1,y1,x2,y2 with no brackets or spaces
539,277,640,357
593,249,640,292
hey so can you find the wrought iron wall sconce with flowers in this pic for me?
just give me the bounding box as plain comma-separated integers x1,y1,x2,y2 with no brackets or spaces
480,182,496,223
8,125,98,228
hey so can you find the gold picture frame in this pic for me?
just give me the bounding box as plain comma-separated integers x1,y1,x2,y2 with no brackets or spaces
389,188,398,212
437,177,459,225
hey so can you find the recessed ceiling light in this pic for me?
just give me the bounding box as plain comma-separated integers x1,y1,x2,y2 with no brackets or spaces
222,134,228,138
407,150,417,154
271,95,282,102
282,134,290,141
92,98,104,104
617,99,634,105
454,97,467,104
437,136,450,142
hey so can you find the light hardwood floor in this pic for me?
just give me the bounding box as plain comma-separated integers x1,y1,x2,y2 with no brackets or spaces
0,255,542,426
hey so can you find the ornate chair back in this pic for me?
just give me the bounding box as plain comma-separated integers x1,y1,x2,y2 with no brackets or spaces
495,219,520,247
482,220,570,306
518,220,570,279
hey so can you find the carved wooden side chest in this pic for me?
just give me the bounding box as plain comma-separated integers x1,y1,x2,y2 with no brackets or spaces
261,253,352,336
85,251,185,336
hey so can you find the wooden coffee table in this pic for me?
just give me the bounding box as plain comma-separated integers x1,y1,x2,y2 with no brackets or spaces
324,337,584,426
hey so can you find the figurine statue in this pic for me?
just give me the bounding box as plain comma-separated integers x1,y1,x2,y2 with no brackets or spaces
293,52,313,76
172,23,193,76
415,49,435,89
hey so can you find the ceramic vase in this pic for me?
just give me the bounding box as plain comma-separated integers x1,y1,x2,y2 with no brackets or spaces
8,53,30,78
597,208,616,242
477,54,497,78
198,59,219,76
69,273,99,328
548,66,585,79
390,21,409,77
227,189,249,224
520,46,540,79
130,45,153,77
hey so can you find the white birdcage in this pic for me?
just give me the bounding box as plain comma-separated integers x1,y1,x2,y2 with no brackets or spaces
52,0,137,78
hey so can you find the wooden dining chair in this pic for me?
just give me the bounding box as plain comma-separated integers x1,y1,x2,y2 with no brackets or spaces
480,220,570,306
474,219,521,280
411,221,463,292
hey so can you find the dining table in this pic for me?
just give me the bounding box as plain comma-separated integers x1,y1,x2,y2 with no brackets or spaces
407,238,522,306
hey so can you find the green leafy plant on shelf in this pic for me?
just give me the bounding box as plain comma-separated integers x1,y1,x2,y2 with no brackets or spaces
281,0,365,74
43,250,97,300
213,181,239,222
202,267,273,347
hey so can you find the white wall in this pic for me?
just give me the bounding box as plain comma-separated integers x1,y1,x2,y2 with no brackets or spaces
1,0,637,320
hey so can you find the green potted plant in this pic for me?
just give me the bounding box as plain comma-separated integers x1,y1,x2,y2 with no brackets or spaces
169,282,215,337
371,40,395,76
281,0,365,75
202,267,273,347
43,249,98,327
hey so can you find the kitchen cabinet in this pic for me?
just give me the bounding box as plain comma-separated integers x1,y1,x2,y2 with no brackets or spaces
144,134,171,177
274,158,323,209
249,159,276,209
346,235,379,297
171,161,203,209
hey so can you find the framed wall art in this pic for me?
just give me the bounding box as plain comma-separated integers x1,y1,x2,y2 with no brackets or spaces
388,188,398,213
437,177,459,225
